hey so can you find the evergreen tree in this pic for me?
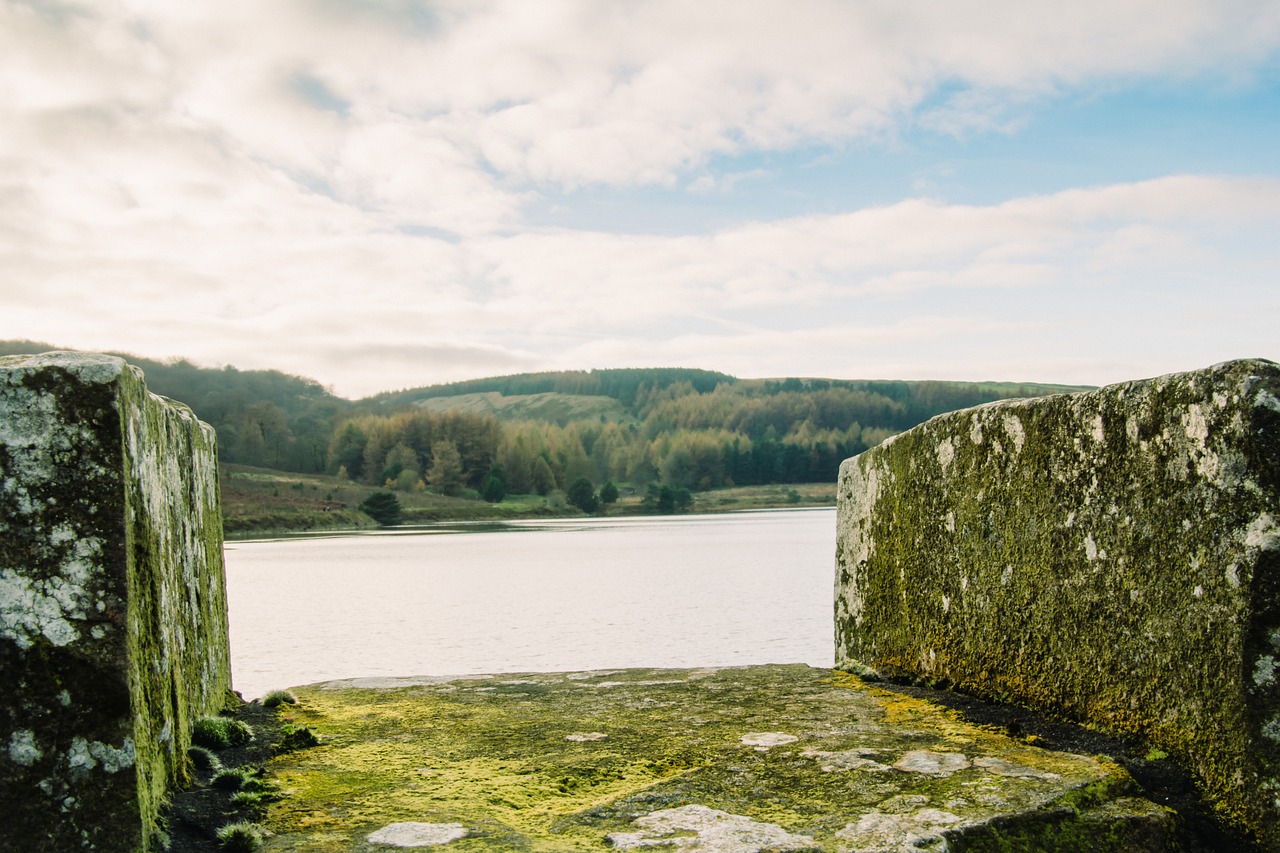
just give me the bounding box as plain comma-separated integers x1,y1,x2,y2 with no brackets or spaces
481,464,507,503
359,492,402,526
566,477,599,513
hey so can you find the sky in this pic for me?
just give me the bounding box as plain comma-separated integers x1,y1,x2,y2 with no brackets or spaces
2,1,1278,399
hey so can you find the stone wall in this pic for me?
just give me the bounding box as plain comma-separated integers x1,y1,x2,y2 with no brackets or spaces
0,353,232,852
835,358,1280,848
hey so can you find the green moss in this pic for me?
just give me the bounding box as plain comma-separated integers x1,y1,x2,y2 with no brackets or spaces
260,665,1171,851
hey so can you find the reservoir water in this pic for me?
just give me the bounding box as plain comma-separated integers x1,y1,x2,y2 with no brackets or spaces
223,508,836,699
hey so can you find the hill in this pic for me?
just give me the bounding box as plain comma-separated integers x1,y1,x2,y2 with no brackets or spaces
0,340,1091,501
410,390,630,425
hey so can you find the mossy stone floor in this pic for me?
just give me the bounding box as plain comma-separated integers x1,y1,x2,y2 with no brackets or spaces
260,664,1173,852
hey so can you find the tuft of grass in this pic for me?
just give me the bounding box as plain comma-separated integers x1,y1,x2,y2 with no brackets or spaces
262,689,297,708
215,821,265,851
195,715,255,750
193,716,233,750
1144,748,1169,761
229,790,276,818
211,767,257,791
187,745,222,774
226,718,253,746
278,723,321,751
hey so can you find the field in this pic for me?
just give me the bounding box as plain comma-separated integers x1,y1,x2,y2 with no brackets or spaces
219,464,836,538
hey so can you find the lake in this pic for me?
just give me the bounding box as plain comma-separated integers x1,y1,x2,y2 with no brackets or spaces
223,507,837,699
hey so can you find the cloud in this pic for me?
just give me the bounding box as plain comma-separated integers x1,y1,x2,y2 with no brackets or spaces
7,0,1278,223
2,2,1278,395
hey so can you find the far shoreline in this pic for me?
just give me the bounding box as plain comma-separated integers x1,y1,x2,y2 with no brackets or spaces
219,464,836,540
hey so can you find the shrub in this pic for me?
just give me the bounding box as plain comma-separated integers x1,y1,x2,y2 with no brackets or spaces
215,821,265,851
261,690,297,708
566,477,599,513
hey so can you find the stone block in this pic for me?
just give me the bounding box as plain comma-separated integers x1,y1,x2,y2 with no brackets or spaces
0,352,231,852
835,358,1280,847
265,665,1175,851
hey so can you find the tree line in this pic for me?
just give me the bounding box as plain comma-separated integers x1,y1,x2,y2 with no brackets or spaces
0,341,1086,497
321,377,1074,497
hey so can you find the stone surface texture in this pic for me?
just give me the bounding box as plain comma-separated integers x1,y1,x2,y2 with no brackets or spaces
262,664,1174,851
834,358,1280,847
0,352,231,852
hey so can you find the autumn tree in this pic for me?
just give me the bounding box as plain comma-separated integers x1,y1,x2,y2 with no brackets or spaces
427,439,465,496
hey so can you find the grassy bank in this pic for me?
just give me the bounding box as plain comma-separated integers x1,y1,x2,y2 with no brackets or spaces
219,464,835,538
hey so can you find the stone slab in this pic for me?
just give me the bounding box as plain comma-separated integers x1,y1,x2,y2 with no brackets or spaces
261,664,1173,851
0,352,231,852
834,358,1280,848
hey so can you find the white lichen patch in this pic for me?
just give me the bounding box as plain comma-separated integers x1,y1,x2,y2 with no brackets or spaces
1002,414,1025,454
973,756,1060,780
8,729,43,767
1226,562,1242,589
802,747,891,773
66,736,136,777
969,415,984,445
835,807,964,851
740,732,799,750
607,804,815,852
1184,404,1210,444
1246,514,1280,554
566,732,608,742
1262,718,1280,744
892,750,970,776
0,569,87,650
935,439,955,471
1254,657,1277,688
366,822,467,847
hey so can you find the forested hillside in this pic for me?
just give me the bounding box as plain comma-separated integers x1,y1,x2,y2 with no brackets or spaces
1,340,1088,497
0,339,351,472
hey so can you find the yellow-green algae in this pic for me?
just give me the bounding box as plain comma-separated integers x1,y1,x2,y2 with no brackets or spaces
259,665,1172,852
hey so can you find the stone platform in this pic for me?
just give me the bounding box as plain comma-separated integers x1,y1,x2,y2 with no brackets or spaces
260,664,1173,852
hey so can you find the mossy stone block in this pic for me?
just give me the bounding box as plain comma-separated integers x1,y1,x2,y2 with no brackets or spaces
265,665,1174,851
835,358,1280,847
0,352,232,852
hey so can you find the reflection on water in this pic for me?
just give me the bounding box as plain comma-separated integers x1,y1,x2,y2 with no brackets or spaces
223,508,836,699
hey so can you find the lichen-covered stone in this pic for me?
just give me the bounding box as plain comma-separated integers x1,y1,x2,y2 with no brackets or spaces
834,358,1280,847
262,665,1174,851
0,352,231,852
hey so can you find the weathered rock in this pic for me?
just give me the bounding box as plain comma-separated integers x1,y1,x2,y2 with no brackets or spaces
263,664,1175,851
0,352,231,852
834,358,1280,847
